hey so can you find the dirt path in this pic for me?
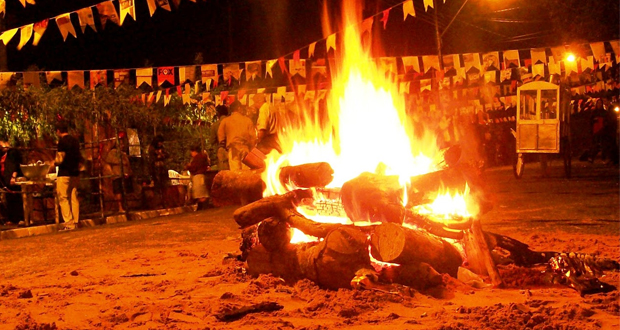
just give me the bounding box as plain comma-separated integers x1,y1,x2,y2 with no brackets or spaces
0,163,618,330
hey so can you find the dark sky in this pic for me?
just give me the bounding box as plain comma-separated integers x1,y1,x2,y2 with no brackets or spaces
1,0,618,71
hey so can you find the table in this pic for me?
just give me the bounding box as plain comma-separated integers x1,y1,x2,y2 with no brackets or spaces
15,178,59,227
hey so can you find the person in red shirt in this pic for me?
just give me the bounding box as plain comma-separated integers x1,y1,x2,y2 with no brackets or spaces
185,145,211,210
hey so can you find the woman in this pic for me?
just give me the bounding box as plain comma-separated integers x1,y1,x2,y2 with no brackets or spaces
185,145,211,210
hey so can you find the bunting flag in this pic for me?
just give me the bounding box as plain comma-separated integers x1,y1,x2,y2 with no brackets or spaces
277,86,287,99
201,64,217,88
503,50,520,68
308,42,316,58
589,42,606,64
326,33,336,52
119,0,136,25
90,70,107,89
156,90,162,103
136,68,152,87
17,24,33,50
463,53,481,72
530,48,546,65
266,59,277,78
201,92,210,104
423,0,434,11
532,63,545,77
56,13,77,41
580,56,594,72
182,84,191,104
422,55,439,73
481,52,499,72
23,72,40,88
32,19,48,46
454,68,466,85
0,1,5,18
67,71,85,89
146,0,156,16
378,57,397,77
564,58,578,76
77,8,97,33
500,69,512,82
157,67,175,86
171,0,181,8
442,54,461,72
19,0,35,8
362,17,373,35
97,1,120,29
290,59,306,78
45,71,62,84
164,89,171,106
179,66,197,83
548,58,561,76
402,56,420,73
550,46,565,63
610,40,620,62
114,69,130,88
0,28,18,45
420,79,431,92
483,71,497,84
403,0,415,20
399,81,410,94
380,8,390,29
157,0,172,11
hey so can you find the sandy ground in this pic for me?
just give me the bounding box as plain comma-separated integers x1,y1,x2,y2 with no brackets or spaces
0,161,618,330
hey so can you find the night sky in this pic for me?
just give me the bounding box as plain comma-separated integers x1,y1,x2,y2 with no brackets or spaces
1,0,619,71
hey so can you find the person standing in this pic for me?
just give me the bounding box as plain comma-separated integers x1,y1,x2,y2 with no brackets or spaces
217,100,256,171
148,135,170,204
185,145,211,210
0,139,24,225
104,136,133,213
55,122,81,231
254,93,282,155
210,105,229,170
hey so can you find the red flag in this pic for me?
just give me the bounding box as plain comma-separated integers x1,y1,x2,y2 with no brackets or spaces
157,67,174,86
278,57,288,74
380,9,390,29
220,91,229,103
177,85,182,97
238,89,246,100
293,50,300,64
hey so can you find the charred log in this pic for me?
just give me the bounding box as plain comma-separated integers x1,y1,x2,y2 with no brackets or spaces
340,172,405,223
233,189,313,228
210,170,265,207
239,225,259,261
369,222,462,277
246,243,304,282
379,262,444,291
215,301,283,322
257,218,292,252
278,162,334,188
277,207,342,239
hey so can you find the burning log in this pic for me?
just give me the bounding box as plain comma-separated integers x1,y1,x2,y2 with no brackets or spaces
278,162,334,188
247,226,372,290
462,219,503,287
210,170,265,206
405,210,467,240
257,218,292,252
239,225,259,261
369,222,462,277
340,172,405,223
380,262,444,291
277,207,342,239
233,189,313,228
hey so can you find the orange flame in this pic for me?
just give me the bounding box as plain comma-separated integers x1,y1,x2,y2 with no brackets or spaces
412,184,479,226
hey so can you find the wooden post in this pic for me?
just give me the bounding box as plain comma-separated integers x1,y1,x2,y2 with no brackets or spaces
463,219,503,287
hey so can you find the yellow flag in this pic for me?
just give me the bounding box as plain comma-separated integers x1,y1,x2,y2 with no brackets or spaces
17,24,33,50
308,42,316,58
266,59,277,78
56,13,77,41
33,19,48,46
0,1,5,17
423,0,434,11
146,0,156,16
326,33,336,52
119,0,136,26
403,0,415,20
136,68,153,87
0,28,18,46
67,71,85,89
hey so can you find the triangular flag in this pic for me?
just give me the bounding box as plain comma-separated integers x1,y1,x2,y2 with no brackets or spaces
77,8,97,33
32,19,48,46
380,9,390,29
532,64,545,77
422,55,439,73
0,1,5,18
530,48,546,65
0,72,14,89
308,42,316,58
156,90,162,103
362,17,373,35
23,72,40,88
326,33,336,52
158,0,172,11
90,70,107,89
293,50,300,64
580,56,593,71
548,60,561,76
0,28,18,45
146,0,156,16
136,68,152,87
96,1,120,29
277,86,286,99
550,46,565,63
202,92,210,104
609,40,620,62
463,53,481,72
201,64,217,84
114,69,130,88
266,59,277,78
19,0,34,7
157,67,175,86
45,71,62,84
481,52,499,72
17,24,33,50
67,71,85,89
119,0,136,25
484,71,497,84
564,59,577,76
403,0,415,20
164,93,171,107
402,56,420,73
56,13,77,41
589,42,606,64
399,81,410,94
503,50,520,68
423,0,434,11
176,85,182,97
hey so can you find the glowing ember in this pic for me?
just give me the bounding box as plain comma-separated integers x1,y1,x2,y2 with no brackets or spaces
412,184,479,226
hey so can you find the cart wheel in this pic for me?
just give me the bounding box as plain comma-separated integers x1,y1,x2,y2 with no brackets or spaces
539,154,548,177
513,153,525,179
563,139,572,178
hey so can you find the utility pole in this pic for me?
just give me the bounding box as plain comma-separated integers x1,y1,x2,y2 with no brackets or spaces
0,16,8,71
